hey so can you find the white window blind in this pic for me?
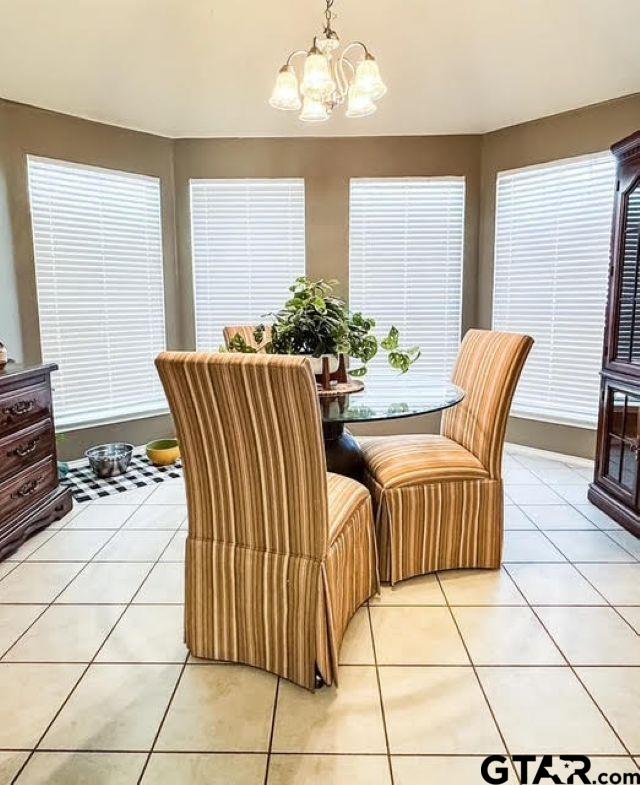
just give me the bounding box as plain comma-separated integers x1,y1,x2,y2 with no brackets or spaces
349,178,465,386
190,179,306,349
28,156,166,428
492,152,616,427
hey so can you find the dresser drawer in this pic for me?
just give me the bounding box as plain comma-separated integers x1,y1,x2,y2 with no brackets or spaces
0,381,52,437
0,457,57,525
0,419,54,483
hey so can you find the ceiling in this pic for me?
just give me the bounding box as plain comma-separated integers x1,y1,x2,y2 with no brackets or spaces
0,0,638,138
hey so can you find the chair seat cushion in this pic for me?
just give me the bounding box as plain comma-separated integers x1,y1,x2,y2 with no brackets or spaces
360,434,489,489
327,472,371,543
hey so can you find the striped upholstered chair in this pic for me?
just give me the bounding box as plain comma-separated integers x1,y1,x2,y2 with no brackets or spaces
361,329,533,585
155,352,378,690
223,325,271,351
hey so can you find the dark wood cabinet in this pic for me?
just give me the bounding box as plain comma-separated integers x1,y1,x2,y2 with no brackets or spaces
0,363,73,560
590,130,640,537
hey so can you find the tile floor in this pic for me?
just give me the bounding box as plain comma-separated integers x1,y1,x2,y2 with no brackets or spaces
0,446,638,784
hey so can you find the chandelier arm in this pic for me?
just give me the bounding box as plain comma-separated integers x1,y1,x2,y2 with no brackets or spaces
341,40,370,61
285,49,309,68
336,56,354,98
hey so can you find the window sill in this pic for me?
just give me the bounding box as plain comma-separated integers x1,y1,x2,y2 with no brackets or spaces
509,410,597,431
57,407,171,434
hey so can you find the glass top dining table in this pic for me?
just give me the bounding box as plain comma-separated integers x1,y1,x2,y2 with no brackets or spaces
318,379,466,479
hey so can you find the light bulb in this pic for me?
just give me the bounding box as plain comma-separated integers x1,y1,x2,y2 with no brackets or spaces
269,65,301,111
354,54,387,100
301,49,335,101
299,95,330,122
345,83,377,118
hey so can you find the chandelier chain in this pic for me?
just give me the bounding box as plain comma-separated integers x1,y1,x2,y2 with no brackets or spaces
323,0,336,37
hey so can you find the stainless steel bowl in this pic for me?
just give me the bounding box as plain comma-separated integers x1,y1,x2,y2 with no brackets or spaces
85,442,134,478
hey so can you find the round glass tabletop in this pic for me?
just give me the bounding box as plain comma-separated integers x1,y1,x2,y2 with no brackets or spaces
318,379,465,424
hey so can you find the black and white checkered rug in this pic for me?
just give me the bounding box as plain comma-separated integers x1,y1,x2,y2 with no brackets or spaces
62,451,183,503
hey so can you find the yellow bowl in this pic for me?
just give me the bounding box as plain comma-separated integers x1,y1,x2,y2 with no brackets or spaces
146,438,180,466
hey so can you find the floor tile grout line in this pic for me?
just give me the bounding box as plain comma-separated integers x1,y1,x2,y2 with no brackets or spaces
517,458,639,563
497,452,639,761
135,653,190,785
0,500,147,661
10,747,637,758
494,470,637,757
527,603,635,757
570,562,640,635
366,603,395,785
262,677,281,785
508,499,640,722
2,529,61,566
5,598,637,606
513,501,633,565
8,503,179,784
516,464,640,631
434,573,522,785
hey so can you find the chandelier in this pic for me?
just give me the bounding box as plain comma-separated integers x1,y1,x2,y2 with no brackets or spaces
269,0,387,122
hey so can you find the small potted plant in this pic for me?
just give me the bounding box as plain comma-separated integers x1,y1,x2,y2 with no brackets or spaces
226,277,420,384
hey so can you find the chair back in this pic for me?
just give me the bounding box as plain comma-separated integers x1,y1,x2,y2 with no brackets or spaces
441,329,533,478
156,352,329,559
223,325,272,351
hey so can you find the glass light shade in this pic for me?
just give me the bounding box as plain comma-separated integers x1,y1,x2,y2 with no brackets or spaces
345,84,377,118
354,55,387,100
269,66,301,111
301,50,335,100
299,95,330,122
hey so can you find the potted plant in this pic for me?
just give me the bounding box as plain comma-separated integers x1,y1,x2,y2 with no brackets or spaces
226,277,420,380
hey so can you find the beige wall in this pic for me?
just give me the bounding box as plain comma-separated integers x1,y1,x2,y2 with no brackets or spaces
0,99,179,460
0,104,23,362
478,93,640,457
1,94,638,458
173,135,481,438
174,135,481,340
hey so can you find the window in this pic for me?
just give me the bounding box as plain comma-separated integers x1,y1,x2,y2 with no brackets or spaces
349,177,465,385
190,179,306,349
28,156,166,428
492,153,616,427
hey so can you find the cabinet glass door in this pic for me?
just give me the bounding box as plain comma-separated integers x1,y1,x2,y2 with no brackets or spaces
614,182,640,364
602,384,640,502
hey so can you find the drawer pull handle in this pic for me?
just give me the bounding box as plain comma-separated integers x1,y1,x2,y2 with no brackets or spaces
11,437,40,458
3,400,35,418
11,478,41,499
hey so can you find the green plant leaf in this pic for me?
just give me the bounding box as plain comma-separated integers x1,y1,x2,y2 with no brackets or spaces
226,335,257,354
381,325,399,351
349,366,368,377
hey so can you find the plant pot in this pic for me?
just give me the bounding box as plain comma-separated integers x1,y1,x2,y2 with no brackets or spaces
304,354,340,375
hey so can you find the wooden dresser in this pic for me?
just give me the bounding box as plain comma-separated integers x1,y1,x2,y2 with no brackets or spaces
0,362,73,560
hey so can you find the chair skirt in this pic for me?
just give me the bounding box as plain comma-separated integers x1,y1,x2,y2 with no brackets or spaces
184,495,378,691
365,475,504,584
